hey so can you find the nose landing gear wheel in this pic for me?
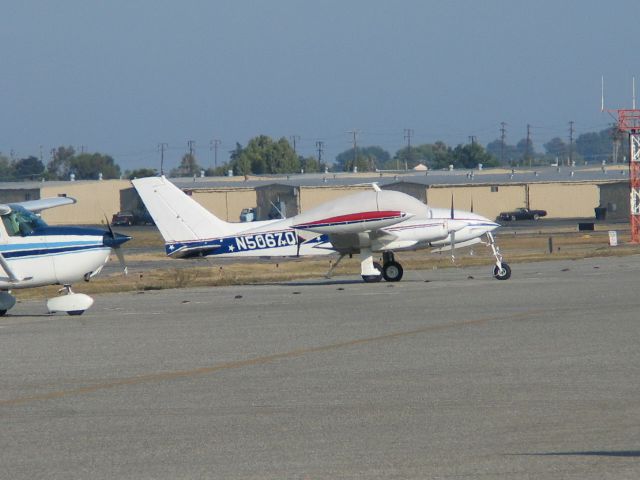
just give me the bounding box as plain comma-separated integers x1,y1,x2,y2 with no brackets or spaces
362,262,383,283
493,262,511,280
382,261,403,282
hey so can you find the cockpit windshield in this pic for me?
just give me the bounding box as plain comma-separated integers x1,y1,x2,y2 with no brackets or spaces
1,205,48,237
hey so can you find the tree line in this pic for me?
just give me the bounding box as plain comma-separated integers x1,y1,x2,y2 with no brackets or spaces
0,126,622,181
0,146,121,181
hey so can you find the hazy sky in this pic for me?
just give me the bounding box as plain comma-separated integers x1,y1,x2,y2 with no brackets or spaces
0,1,637,171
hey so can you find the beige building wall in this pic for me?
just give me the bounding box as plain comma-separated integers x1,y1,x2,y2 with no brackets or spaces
40,180,131,225
190,189,257,222
528,183,599,218
298,185,372,212
426,185,526,219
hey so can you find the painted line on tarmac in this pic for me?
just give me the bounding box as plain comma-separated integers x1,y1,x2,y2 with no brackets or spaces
0,310,542,407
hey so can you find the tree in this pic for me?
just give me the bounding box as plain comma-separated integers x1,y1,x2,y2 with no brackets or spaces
46,145,75,179
543,137,567,159
575,128,613,161
14,156,45,179
232,135,300,175
300,156,323,173
451,143,498,169
486,139,518,165
126,168,157,179
69,153,121,180
430,141,454,170
171,153,201,177
335,146,390,172
0,154,15,180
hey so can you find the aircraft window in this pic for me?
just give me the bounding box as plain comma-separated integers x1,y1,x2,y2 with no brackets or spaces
1,206,47,237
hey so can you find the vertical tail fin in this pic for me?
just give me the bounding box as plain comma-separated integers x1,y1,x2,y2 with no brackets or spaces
132,176,234,242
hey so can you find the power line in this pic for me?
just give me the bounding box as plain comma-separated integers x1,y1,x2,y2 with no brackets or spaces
210,139,221,169
500,122,507,164
568,121,575,166
315,140,324,163
347,130,359,170
157,142,168,175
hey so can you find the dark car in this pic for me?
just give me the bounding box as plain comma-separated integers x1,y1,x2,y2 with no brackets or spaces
111,211,136,226
498,207,547,221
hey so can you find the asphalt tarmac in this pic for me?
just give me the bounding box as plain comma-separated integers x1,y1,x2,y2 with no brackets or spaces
1,256,640,479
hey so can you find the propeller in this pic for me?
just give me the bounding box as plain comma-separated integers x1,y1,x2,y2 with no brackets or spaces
450,194,455,219
104,215,129,275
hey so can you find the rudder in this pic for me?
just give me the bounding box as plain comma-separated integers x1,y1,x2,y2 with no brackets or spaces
132,176,235,242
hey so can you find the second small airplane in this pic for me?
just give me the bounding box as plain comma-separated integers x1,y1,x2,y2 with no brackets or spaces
132,176,511,282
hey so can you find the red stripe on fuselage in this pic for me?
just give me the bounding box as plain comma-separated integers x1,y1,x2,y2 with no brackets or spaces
295,211,403,228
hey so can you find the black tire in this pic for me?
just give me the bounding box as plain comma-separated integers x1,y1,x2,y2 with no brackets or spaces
67,310,85,316
382,261,404,282
533,213,539,220
510,215,516,221
362,262,383,283
0,309,7,316
493,262,511,280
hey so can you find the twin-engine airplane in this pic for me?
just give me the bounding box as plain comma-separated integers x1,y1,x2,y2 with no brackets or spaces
0,197,131,316
133,176,511,282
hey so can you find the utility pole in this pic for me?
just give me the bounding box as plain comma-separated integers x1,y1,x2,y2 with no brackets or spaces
568,121,575,166
290,135,300,155
404,128,413,166
158,142,168,175
500,122,507,164
187,140,195,158
347,130,359,171
525,124,532,167
468,135,477,145
315,140,324,163
210,139,221,169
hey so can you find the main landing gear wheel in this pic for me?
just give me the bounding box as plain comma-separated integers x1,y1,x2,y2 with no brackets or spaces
382,261,403,282
0,310,6,317
493,262,511,280
362,262,383,283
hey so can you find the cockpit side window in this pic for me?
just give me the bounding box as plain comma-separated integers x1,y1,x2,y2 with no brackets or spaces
1,206,47,237
2,213,20,236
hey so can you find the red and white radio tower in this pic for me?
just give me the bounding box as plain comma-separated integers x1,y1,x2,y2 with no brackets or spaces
615,110,640,242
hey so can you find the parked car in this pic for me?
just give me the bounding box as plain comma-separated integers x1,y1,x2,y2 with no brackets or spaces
111,209,155,226
498,207,547,221
111,211,136,226
239,207,257,222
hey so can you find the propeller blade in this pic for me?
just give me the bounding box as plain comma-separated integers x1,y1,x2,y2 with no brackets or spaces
104,214,115,238
450,194,454,219
114,246,128,276
450,230,456,262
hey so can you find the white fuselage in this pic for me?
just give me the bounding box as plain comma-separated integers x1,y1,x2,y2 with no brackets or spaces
0,232,114,289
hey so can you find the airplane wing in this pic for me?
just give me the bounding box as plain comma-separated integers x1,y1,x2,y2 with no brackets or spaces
14,196,77,213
